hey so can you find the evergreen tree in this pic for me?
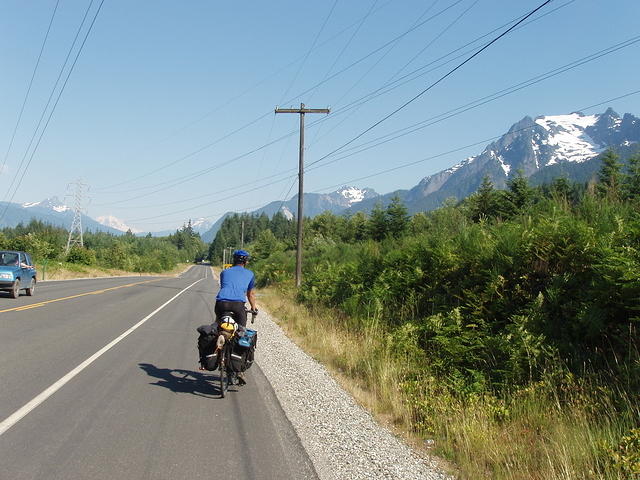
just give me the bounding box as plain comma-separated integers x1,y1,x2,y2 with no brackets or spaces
505,170,533,214
346,212,368,242
368,202,388,241
623,151,640,200
385,195,409,238
597,148,623,200
550,176,571,200
471,175,498,221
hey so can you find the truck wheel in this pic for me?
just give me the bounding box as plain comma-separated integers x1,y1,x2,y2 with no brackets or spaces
10,279,20,299
26,278,36,296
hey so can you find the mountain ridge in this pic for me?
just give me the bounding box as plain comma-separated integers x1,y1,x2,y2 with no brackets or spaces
346,108,639,215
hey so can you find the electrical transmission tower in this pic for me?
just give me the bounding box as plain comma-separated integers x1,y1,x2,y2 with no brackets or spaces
65,180,89,253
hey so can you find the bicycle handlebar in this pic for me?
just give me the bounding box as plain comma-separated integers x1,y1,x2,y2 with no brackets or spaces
246,308,258,324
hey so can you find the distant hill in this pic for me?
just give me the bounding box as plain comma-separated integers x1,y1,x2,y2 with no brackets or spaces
0,197,122,234
199,186,379,242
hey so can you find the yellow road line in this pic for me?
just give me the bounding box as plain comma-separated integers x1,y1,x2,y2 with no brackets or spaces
0,279,159,314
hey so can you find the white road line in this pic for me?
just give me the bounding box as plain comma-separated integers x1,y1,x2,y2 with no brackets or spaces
0,277,204,437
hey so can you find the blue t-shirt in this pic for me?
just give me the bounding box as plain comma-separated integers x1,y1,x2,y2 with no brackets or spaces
216,265,255,302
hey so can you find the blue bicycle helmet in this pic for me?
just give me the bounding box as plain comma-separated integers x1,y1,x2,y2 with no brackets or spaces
233,249,250,264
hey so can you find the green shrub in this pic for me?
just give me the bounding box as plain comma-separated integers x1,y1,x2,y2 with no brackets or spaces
66,246,96,265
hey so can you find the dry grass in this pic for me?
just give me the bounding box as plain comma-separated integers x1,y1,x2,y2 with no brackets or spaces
258,286,639,480
36,262,194,281
258,286,450,466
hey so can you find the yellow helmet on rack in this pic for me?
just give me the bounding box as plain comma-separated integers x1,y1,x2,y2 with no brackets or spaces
219,316,237,333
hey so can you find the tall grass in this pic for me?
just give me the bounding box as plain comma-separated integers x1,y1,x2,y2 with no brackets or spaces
260,286,640,479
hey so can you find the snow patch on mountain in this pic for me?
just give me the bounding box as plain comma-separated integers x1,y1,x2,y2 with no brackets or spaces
499,155,511,176
446,156,475,174
22,197,70,212
487,150,511,175
337,186,366,204
190,217,214,234
535,113,602,165
281,206,294,220
96,215,141,233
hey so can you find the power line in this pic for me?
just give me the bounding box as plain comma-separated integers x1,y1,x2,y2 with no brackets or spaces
0,0,106,223
97,27,637,214
309,0,479,148
129,89,640,229
278,0,340,105
94,111,273,192
303,0,383,147
124,0,394,153
93,0,465,194
306,0,554,169
306,34,640,171
310,89,640,195
306,0,576,148
190,88,640,225
312,0,381,100
97,0,340,193
126,87,640,228
96,0,572,201
2,0,97,205
127,174,297,222
93,127,301,206
131,29,640,213
307,0,441,145
0,0,61,178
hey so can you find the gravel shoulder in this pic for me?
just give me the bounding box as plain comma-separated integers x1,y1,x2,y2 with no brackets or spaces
253,308,451,480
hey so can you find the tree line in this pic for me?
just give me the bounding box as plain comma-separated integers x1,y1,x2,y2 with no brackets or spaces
0,220,207,273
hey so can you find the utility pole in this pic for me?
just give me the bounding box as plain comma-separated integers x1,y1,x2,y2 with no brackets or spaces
275,103,329,288
65,179,89,254
241,220,245,248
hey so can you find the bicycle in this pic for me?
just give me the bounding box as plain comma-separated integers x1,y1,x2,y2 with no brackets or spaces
215,309,257,398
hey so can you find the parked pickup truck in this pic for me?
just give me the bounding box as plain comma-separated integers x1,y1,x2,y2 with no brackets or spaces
0,250,37,298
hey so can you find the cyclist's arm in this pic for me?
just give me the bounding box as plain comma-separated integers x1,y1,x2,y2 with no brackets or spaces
247,289,257,312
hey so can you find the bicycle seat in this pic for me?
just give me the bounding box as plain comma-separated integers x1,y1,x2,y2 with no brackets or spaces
218,311,237,321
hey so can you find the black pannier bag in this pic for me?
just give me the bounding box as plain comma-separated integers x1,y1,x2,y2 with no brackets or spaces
230,329,257,372
197,324,219,371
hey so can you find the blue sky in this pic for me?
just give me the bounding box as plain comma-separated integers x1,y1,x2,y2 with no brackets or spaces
1,0,639,232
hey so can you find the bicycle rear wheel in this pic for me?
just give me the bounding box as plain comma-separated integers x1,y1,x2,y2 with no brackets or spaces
219,355,227,398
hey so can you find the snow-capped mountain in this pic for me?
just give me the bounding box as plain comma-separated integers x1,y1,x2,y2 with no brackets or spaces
22,196,70,213
96,215,141,233
251,186,378,219
190,217,214,235
533,113,603,166
203,108,639,243
199,186,379,242
348,108,640,214
0,197,122,234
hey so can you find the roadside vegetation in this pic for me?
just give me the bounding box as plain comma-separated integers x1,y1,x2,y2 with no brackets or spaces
215,149,640,480
0,220,207,278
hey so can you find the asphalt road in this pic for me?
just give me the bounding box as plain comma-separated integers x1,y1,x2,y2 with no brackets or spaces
0,266,317,480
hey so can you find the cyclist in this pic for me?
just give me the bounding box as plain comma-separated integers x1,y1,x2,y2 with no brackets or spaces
215,249,257,328
214,249,257,386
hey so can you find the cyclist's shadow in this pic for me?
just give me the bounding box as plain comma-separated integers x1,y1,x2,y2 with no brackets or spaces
138,363,228,398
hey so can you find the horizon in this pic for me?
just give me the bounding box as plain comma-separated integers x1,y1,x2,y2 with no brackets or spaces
5,104,639,235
